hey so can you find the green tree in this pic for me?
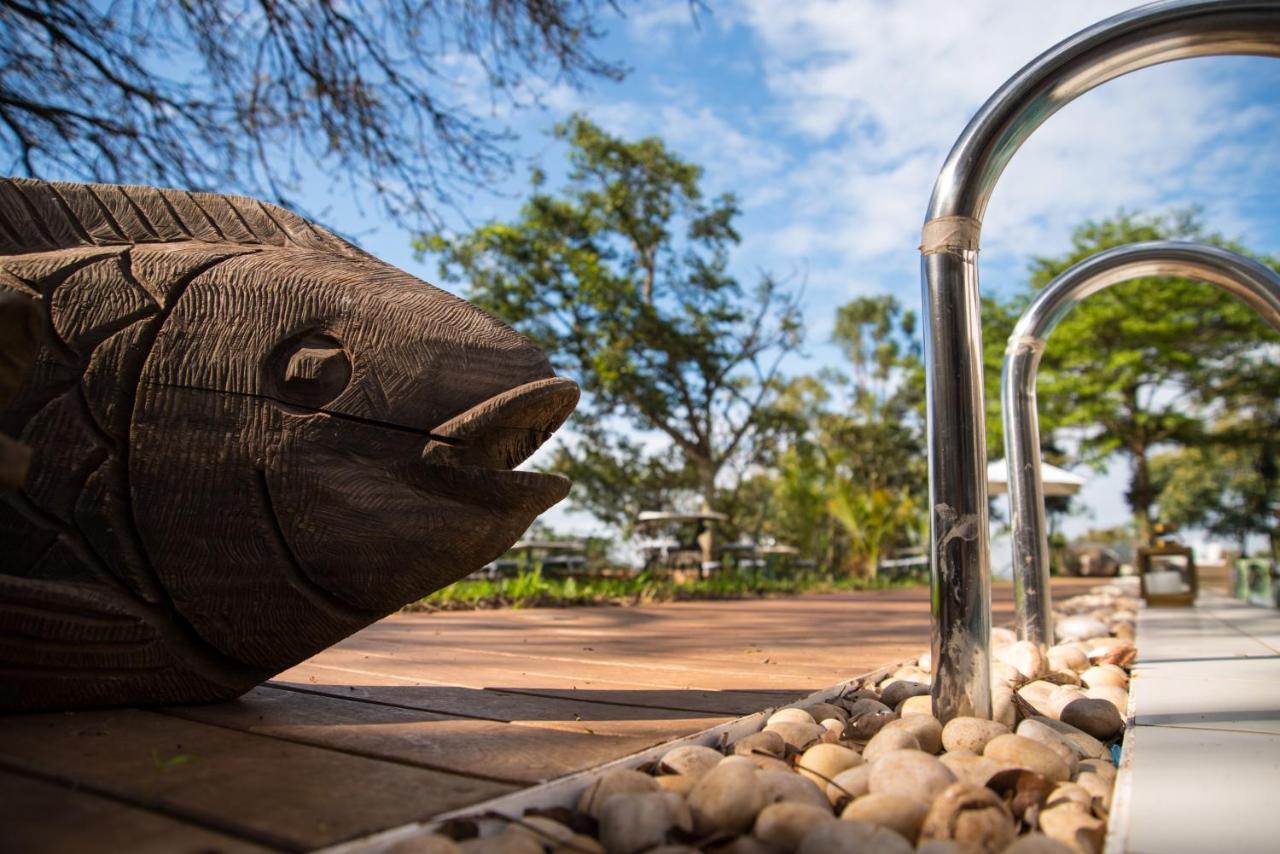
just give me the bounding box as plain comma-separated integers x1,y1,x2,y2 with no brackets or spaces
418,115,803,516
1153,420,1278,559
823,296,927,575
1025,210,1279,540
749,297,927,576
547,423,696,531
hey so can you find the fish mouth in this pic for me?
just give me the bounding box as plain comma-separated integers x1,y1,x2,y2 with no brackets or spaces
419,376,579,498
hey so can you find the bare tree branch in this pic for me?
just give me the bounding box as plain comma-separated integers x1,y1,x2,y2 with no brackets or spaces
0,0,627,227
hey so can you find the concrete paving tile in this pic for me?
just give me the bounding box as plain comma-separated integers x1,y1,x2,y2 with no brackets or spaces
1122,725,1280,854
1137,608,1275,662
1135,653,1280,683
1133,672,1280,734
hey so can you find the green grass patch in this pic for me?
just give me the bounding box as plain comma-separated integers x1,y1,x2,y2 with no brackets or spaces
407,568,925,612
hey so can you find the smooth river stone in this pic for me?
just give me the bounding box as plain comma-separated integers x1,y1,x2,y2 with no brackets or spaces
1060,697,1123,739
386,834,463,854
983,734,1071,783
916,842,965,854
846,697,893,716
459,831,543,854
1047,685,1088,719
805,702,849,723
577,769,659,819
847,710,897,741
653,774,696,797
1018,680,1059,712
880,714,943,754
659,745,723,780
599,792,691,854
798,820,913,854
753,802,836,850
796,743,863,789
862,727,920,762
1073,768,1114,810
1045,781,1093,812
1076,758,1116,783
1016,719,1081,776
919,782,1016,854
1003,833,1076,854
841,793,928,843
991,661,1022,687
1047,645,1090,673
758,770,830,811
1038,804,1106,854
826,764,872,805
734,729,786,758
769,707,817,726
999,641,1048,680
687,760,765,835
1085,684,1129,716
1080,664,1128,690
938,752,1006,787
1030,716,1109,760
941,717,1010,754
881,680,930,709
992,685,1017,728
766,720,826,750
869,750,957,804
900,694,934,717
1055,616,1109,642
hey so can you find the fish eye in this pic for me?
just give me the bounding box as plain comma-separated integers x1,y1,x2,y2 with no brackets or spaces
267,332,352,408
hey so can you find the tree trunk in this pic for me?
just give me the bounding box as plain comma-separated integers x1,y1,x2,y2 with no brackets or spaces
694,458,718,569
1127,447,1156,543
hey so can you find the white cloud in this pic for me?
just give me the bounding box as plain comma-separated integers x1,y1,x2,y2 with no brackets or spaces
627,1,703,42
723,0,1280,284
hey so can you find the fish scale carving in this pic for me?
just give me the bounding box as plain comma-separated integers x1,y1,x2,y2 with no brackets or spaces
0,178,578,710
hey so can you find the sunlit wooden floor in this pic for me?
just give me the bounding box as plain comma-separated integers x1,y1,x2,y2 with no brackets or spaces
0,578,1100,852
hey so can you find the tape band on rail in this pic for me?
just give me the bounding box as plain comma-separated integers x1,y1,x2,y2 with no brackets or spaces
1005,334,1047,358
920,216,982,255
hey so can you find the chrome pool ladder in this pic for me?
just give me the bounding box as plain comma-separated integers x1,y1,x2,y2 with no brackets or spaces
920,0,1280,721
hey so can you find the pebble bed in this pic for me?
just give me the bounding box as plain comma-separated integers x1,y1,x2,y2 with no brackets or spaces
389,583,1138,854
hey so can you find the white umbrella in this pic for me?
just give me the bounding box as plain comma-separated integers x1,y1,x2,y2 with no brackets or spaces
986,458,1087,497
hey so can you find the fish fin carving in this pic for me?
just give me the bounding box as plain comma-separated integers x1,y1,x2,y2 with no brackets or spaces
0,177,366,260
0,574,163,690
0,575,250,711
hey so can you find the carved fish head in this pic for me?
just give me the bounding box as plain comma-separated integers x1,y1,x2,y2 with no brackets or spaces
130,246,579,666
0,178,577,699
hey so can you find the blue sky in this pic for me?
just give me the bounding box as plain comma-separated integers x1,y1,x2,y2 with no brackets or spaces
306,1,1280,554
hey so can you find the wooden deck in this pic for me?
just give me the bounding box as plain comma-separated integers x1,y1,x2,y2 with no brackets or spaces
0,579,1098,852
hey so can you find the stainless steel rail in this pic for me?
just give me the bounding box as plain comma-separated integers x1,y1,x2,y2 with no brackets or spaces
1002,241,1280,648
921,0,1280,720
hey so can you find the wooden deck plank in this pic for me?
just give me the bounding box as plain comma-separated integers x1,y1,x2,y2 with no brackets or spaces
276,653,804,715
3,579,1101,851
362,581,1100,681
165,685,717,783
318,641,829,692
0,768,279,854
0,708,514,852
265,682,732,739
273,679,729,724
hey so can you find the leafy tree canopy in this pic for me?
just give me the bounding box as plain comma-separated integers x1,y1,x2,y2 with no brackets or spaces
1013,209,1279,538
1153,430,1278,559
419,114,803,516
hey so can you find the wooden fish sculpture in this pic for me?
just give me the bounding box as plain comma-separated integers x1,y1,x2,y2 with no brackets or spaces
0,178,578,711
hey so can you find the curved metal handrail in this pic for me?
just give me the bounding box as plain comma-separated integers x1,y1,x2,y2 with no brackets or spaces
921,0,1280,720
1002,241,1280,647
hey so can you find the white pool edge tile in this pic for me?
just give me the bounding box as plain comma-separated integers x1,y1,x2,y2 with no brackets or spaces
1109,593,1280,853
